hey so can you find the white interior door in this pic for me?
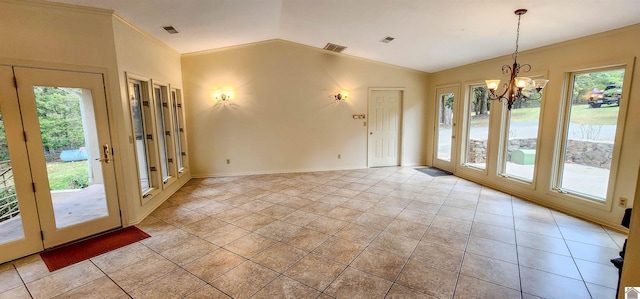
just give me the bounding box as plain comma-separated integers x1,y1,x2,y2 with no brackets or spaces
368,90,402,167
433,86,459,172
0,67,121,252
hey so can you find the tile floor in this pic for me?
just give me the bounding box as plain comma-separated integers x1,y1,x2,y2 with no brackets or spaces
0,167,627,299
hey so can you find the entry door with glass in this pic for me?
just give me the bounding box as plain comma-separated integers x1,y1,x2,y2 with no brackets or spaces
0,67,120,257
433,86,458,172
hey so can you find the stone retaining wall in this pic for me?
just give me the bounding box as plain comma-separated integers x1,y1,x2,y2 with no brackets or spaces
467,138,613,169
564,139,613,169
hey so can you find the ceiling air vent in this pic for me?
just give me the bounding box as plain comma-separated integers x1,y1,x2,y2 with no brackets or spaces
323,43,347,53
380,36,395,43
162,26,179,34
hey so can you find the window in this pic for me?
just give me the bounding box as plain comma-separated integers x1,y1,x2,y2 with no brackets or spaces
499,79,544,182
171,89,186,174
555,67,625,200
128,79,157,194
463,84,491,170
153,85,176,184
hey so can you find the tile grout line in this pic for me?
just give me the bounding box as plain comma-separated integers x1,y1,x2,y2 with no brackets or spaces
246,171,390,297
444,177,472,299
510,193,525,299
89,259,130,297
451,181,479,299
10,262,34,299
552,209,594,299
317,172,398,297
136,227,238,298
382,173,454,298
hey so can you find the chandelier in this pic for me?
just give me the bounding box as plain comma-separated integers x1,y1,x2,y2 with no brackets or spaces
485,9,548,110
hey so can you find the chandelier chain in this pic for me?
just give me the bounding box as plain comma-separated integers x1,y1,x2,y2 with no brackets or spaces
512,13,522,62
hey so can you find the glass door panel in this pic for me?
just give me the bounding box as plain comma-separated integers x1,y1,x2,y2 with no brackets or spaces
33,86,109,228
437,93,454,161
433,86,458,172
0,111,24,243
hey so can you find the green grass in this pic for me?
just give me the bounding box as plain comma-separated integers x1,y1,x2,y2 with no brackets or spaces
46,161,89,190
509,108,540,122
472,104,619,125
566,104,619,125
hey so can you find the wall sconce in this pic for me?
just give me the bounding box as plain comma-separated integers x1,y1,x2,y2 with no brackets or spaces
214,92,232,102
334,93,348,102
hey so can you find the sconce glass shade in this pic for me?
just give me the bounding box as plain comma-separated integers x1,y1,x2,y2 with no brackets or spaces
485,80,501,90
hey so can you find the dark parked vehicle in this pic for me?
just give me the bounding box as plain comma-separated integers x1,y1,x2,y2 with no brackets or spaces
587,84,621,108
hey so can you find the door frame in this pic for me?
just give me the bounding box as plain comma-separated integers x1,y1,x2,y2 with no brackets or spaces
0,65,44,262
0,58,128,226
367,87,405,168
432,84,460,173
14,67,122,247
0,62,124,262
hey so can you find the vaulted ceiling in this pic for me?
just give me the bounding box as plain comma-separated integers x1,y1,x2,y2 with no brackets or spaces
50,0,640,72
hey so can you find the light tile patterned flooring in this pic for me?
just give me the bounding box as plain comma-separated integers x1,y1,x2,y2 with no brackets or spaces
0,167,627,298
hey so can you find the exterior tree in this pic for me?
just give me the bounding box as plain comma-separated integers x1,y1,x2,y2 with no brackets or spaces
573,70,624,104
34,87,85,160
472,86,489,115
439,94,454,126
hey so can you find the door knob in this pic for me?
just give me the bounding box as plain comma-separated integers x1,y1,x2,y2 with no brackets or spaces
370,132,373,135
95,144,111,163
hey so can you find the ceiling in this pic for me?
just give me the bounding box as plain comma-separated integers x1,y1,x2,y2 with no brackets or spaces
49,0,640,73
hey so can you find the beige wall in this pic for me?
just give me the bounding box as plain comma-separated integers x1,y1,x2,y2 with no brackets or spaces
620,172,640,298
428,24,640,229
0,0,189,227
0,0,129,221
112,16,189,224
182,40,429,177
0,1,117,70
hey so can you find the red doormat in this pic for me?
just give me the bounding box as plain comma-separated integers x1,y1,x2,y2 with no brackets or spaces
40,226,150,272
